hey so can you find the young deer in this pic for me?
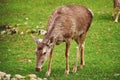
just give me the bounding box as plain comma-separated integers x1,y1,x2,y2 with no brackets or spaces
32,5,93,76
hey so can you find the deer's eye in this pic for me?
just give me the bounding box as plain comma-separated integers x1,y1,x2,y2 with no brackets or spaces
43,52,46,55
46,44,49,47
41,60,44,64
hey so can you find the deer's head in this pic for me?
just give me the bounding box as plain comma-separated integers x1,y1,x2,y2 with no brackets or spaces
32,35,53,71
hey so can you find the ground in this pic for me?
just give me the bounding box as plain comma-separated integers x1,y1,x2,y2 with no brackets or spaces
0,0,120,80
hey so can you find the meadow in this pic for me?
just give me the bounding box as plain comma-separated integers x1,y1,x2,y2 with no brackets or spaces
0,0,120,80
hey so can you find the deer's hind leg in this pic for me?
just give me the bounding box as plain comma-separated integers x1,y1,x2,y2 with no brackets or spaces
72,33,86,73
79,41,85,68
115,11,120,22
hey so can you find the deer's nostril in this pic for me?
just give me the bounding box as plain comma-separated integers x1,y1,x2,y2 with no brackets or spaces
35,68,40,71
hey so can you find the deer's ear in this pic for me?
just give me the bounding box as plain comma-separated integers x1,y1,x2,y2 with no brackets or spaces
31,35,43,45
46,40,54,48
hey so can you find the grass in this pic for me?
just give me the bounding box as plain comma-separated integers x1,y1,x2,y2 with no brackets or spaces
0,0,120,80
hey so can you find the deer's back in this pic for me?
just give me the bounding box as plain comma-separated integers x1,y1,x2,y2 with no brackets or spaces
46,5,93,43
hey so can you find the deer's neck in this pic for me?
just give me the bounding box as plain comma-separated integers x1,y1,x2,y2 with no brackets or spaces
43,29,60,46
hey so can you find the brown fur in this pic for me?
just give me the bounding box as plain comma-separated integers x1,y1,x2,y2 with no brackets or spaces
43,5,93,44
34,5,93,76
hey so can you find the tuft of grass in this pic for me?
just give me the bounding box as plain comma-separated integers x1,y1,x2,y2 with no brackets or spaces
0,0,120,80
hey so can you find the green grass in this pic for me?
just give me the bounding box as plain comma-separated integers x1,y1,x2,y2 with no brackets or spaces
0,0,120,80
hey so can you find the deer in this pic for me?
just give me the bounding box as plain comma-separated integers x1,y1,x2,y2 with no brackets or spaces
112,0,120,22
32,5,93,76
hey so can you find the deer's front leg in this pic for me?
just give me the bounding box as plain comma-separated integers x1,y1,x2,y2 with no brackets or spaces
46,49,53,76
65,41,70,75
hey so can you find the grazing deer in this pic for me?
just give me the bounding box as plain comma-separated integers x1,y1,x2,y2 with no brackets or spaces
112,0,120,22
32,5,93,76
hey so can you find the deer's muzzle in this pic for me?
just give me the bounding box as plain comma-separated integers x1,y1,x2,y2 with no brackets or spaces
35,67,42,71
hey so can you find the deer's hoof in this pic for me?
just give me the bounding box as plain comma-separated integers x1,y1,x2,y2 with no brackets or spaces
65,70,69,75
115,21,118,23
80,64,84,69
46,71,51,76
72,66,77,73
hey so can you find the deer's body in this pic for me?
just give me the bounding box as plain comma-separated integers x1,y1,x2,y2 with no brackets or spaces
33,5,93,76
113,0,120,22
44,5,92,44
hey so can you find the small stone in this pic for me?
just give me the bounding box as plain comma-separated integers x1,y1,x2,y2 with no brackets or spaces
11,78,17,80
38,38,43,42
76,46,78,49
11,30,17,34
5,25,12,29
39,22,42,25
26,29,31,33
16,24,21,26
28,59,32,63
38,29,46,35
43,78,47,80
36,26,40,29
25,18,29,20
4,74,11,80
1,30,6,35
27,74,37,79
20,31,24,35
7,30,12,34
114,73,120,77
15,74,25,79
7,28,18,35
37,78,42,80
24,22,28,25
0,71,6,77
30,78,37,80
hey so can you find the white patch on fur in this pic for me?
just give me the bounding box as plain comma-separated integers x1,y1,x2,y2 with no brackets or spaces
88,8,94,17
38,39,43,42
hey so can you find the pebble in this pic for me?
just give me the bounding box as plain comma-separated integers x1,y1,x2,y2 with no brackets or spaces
15,74,25,79
5,25,12,29
26,29,31,33
38,38,43,42
0,30,6,35
27,74,37,79
11,78,17,80
38,29,46,35
36,26,40,29
25,18,29,20
43,78,47,80
114,73,120,77
3,74,11,80
0,71,6,77
37,78,42,80
24,21,28,25
0,71,48,80
16,24,21,26
30,78,37,80
20,31,24,35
